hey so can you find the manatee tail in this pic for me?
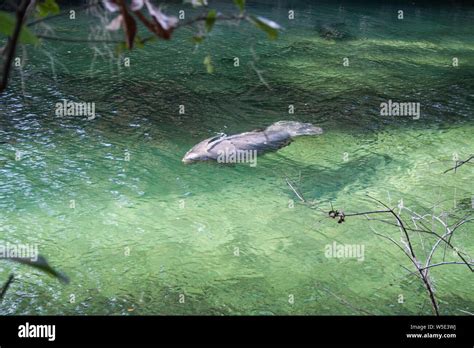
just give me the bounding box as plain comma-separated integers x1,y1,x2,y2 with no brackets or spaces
266,121,323,137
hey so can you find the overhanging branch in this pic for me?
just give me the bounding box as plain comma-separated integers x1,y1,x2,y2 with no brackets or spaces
0,0,32,93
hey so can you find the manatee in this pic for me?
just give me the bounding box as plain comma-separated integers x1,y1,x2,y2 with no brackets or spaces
182,121,323,164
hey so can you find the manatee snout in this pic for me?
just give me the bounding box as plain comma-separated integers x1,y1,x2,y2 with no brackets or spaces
182,149,205,164
182,156,194,164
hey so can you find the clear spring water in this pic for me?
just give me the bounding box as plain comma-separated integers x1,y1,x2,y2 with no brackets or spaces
0,0,473,315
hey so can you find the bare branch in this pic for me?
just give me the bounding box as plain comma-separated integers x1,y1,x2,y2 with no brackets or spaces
35,34,123,43
34,13,246,45
443,155,474,174
0,274,15,302
0,0,32,93
285,177,306,203
26,2,99,27
419,261,474,271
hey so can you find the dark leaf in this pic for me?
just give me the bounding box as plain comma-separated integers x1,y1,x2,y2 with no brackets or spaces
4,255,69,284
118,2,137,49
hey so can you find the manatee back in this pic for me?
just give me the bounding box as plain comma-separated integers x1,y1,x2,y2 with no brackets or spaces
207,130,292,156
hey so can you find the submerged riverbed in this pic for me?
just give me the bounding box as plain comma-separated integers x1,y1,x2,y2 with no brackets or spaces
0,0,473,315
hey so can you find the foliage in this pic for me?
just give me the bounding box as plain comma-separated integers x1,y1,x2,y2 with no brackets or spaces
0,11,38,44
248,15,282,40
37,0,60,18
205,9,217,33
233,0,245,13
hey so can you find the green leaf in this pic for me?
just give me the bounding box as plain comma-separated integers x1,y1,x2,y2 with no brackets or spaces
134,35,145,49
205,9,217,33
0,11,39,44
37,0,60,18
192,35,205,44
204,54,213,73
4,255,69,284
233,0,245,13
114,42,128,55
248,15,281,40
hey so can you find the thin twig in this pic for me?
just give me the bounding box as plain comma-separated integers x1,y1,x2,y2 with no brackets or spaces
285,177,306,203
458,309,474,315
0,0,32,93
428,214,473,272
322,286,373,315
419,261,474,271
35,35,123,43
0,274,15,302
443,155,474,174
345,210,391,217
34,13,245,45
26,2,99,27
175,13,244,29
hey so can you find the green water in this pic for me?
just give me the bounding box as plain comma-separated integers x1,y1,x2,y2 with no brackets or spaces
0,0,473,315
